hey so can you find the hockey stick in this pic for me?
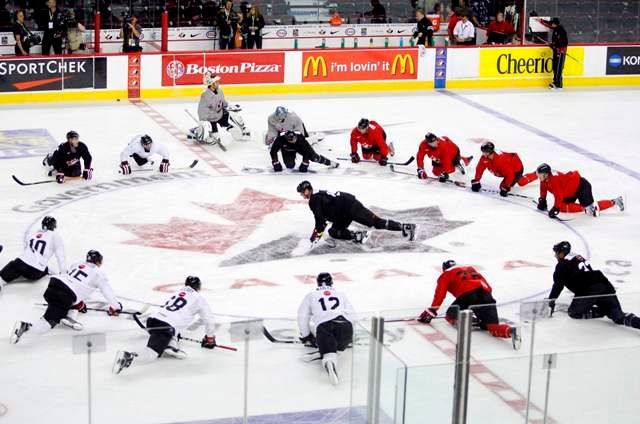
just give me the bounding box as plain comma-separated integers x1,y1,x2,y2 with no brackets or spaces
337,156,415,166
531,200,574,222
132,313,238,351
531,33,581,63
12,175,82,186
118,159,199,174
241,166,317,174
389,165,467,187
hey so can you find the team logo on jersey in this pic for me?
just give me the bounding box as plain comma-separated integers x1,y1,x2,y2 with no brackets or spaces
79,264,85,269
324,290,331,295
179,292,186,297
36,233,42,238
0,128,57,159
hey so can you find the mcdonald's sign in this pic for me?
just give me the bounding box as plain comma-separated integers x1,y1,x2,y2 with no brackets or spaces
302,49,418,82
391,54,415,75
303,56,328,78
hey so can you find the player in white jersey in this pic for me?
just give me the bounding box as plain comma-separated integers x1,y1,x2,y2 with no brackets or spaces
113,276,217,374
119,134,171,175
297,273,355,385
0,216,66,292
10,250,122,344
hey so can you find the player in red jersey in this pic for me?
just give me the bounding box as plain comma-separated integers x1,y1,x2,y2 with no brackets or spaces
535,163,624,218
416,133,472,182
349,118,392,166
471,141,538,196
417,260,521,350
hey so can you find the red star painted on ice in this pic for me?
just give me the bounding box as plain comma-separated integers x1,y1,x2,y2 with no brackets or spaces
116,189,302,254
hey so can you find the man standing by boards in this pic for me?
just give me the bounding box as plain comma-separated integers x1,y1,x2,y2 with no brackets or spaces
539,17,568,89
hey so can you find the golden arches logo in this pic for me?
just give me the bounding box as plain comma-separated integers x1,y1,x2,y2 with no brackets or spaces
391,54,415,75
303,56,328,77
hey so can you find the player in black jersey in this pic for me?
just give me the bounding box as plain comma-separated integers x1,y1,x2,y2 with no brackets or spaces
270,130,338,173
42,130,93,183
296,180,416,243
548,241,640,330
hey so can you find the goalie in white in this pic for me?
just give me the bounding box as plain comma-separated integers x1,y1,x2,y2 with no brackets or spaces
189,72,250,147
113,276,217,374
119,134,171,175
298,272,355,385
265,106,322,146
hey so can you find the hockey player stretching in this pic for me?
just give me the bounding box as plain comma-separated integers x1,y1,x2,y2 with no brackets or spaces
350,118,392,166
297,180,416,244
417,260,522,350
42,130,93,183
548,241,640,330
416,133,472,183
265,106,312,146
471,141,537,196
120,134,170,175
270,130,338,173
113,276,216,374
536,163,624,217
298,273,355,385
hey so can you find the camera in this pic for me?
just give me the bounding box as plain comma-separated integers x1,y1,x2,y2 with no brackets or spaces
63,10,78,29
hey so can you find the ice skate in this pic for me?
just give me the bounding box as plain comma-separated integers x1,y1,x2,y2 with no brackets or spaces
352,230,369,244
584,204,600,217
402,223,416,241
10,321,31,344
163,346,187,359
113,351,137,374
614,196,625,212
510,326,522,351
324,360,339,386
61,316,84,331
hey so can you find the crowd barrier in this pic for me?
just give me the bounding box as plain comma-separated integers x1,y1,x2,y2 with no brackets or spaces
0,44,639,103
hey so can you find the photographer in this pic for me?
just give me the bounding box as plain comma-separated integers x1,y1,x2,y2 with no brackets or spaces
64,9,86,54
40,0,64,55
119,15,142,53
13,10,33,56
216,0,239,50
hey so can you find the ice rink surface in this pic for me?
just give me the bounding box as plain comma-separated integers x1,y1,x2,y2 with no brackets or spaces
0,87,639,423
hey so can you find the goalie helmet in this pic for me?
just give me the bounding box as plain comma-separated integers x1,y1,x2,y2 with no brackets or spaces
536,163,552,175
442,259,456,271
553,241,571,256
275,106,288,122
185,275,202,291
41,216,57,231
203,71,221,86
317,272,333,287
86,250,103,265
480,141,495,154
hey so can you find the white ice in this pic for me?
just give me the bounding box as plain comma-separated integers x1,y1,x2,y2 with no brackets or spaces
0,87,639,423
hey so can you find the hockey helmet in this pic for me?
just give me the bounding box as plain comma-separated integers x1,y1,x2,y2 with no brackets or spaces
203,71,221,86
536,163,552,175
285,130,297,143
66,130,79,140
275,106,288,122
553,241,571,256
297,180,313,194
442,259,457,271
317,272,333,287
480,141,495,154
140,135,153,146
41,216,57,231
357,118,370,131
425,132,438,144
86,250,103,265
185,275,202,291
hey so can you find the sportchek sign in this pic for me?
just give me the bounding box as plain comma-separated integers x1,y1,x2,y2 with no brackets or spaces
301,49,418,82
162,52,285,86
0,57,107,92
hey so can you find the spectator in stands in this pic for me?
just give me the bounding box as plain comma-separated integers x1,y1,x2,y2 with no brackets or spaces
469,0,490,27
430,2,444,21
453,11,475,45
64,9,86,54
13,9,31,56
120,15,142,52
216,0,239,50
364,0,386,24
329,9,342,26
413,8,434,47
40,0,63,55
486,11,515,44
239,1,250,48
447,7,462,44
243,5,264,49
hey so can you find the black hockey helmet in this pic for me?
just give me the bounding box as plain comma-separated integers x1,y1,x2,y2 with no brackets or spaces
86,250,103,264
442,259,457,271
553,241,571,256
66,130,79,140
41,216,57,231
285,130,297,142
275,106,287,121
297,180,312,194
551,17,560,25
317,272,333,287
425,132,437,144
140,135,153,146
480,141,495,154
536,163,552,174
185,275,202,291
357,118,370,130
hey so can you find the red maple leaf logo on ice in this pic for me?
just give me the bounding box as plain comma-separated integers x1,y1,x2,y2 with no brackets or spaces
116,189,302,254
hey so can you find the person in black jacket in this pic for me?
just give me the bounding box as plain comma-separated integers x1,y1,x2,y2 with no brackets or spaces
413,9,434,47
270,131,337,173
43,131,93,184
13,10,32,56
40,0,64,55
547,241,640,330
216,0,239,50
243,5,265,49
296,181,416,244
539,17,568,89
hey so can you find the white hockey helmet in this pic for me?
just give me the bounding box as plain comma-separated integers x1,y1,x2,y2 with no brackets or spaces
203,71,221,86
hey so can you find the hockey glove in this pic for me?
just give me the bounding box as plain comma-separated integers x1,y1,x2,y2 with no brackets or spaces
471,180,481,192
73,301,87,314
378,156,388,166
201,335,217,349
548,300,556,317
350,152,360,164
417,168,427,180
537,197,548,211
159,159,170,173
299,333,317,347
108,302,123,316
499,187,509,197
272,161,283,172
56,172,65,184
82,168,93,180
299,161,309,173
120,161,132,175
417,308,438,324
431,159,441,167
548,207,560,218
438,173,449,183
